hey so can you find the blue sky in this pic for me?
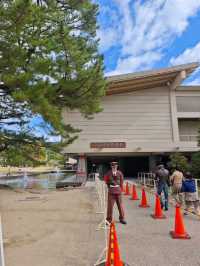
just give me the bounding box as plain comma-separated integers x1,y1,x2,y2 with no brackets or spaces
9,0,200,140
95,0,200,84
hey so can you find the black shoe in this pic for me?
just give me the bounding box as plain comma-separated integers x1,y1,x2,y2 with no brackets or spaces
120,220,127,225
164,208,168,211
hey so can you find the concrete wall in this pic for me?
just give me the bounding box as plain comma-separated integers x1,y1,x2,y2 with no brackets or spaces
62,86,200,154
62,86,175,154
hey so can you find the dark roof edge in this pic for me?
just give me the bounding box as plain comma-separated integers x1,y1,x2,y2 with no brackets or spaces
106,62,199,83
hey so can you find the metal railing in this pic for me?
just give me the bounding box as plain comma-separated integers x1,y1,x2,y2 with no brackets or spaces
137,172,156,189
94,175,108,266
179,134,198,142
87,172,96,181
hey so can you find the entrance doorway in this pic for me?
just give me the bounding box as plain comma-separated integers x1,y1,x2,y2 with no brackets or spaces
121,157,149,178
87,156,149,179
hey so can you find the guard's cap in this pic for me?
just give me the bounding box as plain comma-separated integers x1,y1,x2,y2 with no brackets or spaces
110,161,118,166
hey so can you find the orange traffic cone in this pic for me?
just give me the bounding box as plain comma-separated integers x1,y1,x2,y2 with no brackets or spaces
105,222,124,266
124,182,130,195
151,194,166,219
139,188,150,208
130,184,139,200
123,183,126,193
170,205,191,239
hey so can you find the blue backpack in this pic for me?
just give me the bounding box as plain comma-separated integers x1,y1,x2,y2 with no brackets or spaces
181,179,196,193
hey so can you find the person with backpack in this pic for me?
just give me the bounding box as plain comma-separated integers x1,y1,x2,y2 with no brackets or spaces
155,164,170,211
182,172,200,216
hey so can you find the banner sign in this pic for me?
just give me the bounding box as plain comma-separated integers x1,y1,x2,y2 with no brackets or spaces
90,142,126,149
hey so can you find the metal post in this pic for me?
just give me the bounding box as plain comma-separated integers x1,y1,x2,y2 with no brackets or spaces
143,173,146,187
0,215,5,266
195,179,199,198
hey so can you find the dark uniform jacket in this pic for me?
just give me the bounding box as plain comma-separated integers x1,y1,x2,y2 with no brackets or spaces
104,170,123,194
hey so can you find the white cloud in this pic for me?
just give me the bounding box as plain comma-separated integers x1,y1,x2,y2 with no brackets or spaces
99,0,200,75
46,135,61,143
169,42,200,84
97,4,121,52
97,28,118,52
107,51,162,76
170,42,200,65
189,76,200,85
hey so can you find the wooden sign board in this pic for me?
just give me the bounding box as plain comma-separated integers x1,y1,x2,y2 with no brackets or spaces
90,142,126,149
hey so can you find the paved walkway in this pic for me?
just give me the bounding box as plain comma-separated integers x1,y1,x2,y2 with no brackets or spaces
111,184,200,266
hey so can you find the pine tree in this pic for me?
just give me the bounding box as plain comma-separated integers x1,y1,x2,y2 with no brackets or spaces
0,0,106,152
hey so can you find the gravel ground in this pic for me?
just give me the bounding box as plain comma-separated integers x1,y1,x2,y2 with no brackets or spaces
113,186,200,266
0,186,104,266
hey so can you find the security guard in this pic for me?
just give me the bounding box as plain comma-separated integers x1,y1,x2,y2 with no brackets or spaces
104,161,127,224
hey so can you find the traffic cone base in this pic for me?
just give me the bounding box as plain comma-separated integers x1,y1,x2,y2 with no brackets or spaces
97,262,130,266
170,230,191,239
96,262,130,266
139,204,150,208
130,197,139,200
151,214,166,219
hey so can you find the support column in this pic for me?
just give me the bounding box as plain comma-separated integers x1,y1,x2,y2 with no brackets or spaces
77,154,87,181
169,70,186,143
169,89,179,142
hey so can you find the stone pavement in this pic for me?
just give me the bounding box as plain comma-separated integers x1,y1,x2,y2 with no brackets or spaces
111,184,200,266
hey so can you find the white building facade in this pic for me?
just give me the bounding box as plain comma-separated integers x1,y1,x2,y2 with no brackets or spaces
62,63,200,177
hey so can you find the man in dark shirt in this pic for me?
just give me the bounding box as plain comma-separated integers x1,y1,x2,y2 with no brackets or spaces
155,164,169,211
104,161,126,224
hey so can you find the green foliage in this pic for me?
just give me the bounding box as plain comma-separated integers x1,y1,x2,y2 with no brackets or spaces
46,149,65,166
190,152,200,179
169,153,189,172
0,0,106,146
0,143,44,167
0,128,69,166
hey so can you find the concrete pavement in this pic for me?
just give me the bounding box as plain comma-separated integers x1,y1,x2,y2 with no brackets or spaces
111,185,200,266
